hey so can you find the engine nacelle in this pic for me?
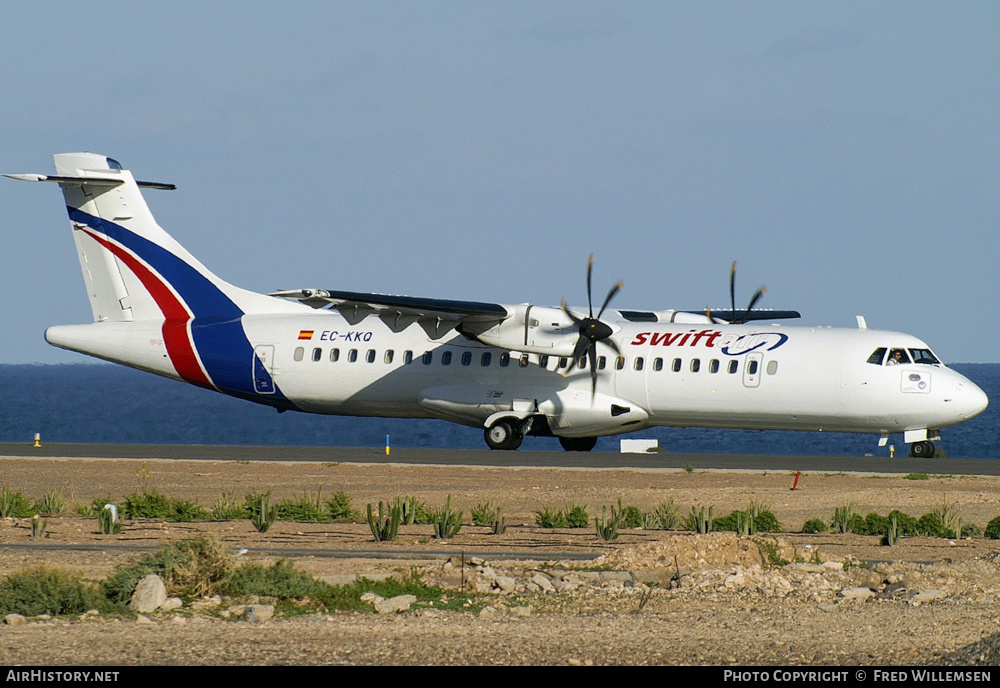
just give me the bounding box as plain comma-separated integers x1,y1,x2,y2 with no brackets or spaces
538,390,650,438
461,304,580,357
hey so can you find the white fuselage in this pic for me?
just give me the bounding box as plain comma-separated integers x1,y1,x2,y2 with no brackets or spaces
47,304,984,442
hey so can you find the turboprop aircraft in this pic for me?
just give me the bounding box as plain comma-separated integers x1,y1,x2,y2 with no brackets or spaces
6,153,989,456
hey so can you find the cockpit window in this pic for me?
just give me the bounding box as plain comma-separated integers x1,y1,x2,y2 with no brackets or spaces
886,348,911,365
867,348,887,365
908,348,940,365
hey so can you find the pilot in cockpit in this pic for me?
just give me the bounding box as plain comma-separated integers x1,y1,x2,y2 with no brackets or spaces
886,349,908,366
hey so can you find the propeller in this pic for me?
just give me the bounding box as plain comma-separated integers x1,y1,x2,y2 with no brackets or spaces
706,261,766,324
561,254,623,398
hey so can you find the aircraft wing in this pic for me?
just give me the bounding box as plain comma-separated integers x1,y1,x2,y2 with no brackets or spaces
270,289,509,339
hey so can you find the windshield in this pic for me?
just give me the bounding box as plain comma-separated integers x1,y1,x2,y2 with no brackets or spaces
908,348,940,365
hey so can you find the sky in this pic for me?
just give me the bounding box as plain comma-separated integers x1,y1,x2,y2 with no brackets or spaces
2,2,998,364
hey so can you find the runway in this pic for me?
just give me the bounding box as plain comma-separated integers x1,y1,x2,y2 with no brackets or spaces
2,442,999,476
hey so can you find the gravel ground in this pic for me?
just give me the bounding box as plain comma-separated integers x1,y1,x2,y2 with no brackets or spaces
2,457,1000,666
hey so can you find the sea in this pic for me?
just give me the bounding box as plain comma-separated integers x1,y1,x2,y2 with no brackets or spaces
2,363,998,458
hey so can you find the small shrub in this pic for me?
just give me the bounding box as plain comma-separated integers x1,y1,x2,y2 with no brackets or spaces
122,490,173,519
652,500,679,530
594,505,619,542
211,492,247,520
882,513,900,547
832,503,860,534
471,500,502,527
77,496,118,518
251,492,276,533
471,501,505,534
34,489,67,516
432,495,462,539
984,516,1000,540
399,496,422,525
618,505,644,529
905,473,930,480
367,501,401,543
30,515,46,539
564,503,590,528
326,490,356,521
221,559,334,600
888,510,919,536
98,505,122,535
0,486,35,518
102,537,236,603
801,518,828,534
917,511,947,537
685,506,714,534
859,512,890,537
277,491,327,522
0,566,115,616
534,507,568,529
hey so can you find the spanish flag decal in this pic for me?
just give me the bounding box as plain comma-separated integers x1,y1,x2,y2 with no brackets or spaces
298,330,314,340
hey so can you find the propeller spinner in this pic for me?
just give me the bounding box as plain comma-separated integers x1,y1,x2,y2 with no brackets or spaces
561,254,623,398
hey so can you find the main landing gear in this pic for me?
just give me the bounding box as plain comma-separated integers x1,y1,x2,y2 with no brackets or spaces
484,419,523,451
909,441,937,458
558,436,598,452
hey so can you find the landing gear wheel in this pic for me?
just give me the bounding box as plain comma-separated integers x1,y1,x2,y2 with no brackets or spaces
485,419,523,451
909,441,936,459
559,436,598,452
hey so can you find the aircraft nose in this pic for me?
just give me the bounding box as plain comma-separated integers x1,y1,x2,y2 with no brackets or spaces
954,378,989,420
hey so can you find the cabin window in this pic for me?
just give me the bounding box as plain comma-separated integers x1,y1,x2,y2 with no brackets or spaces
293,347,304,362
747,359,758,375
422,351,433,365
539,355,549,368
709,359,719,374
867,348,887,365
672,358,681,372
598,356,606,370
403,350,413,364
886,348,911,365
653,357,663,372
348,349,358,363
519,354,529,367
615,356,625,371
690,359,701,373
558,357,568,369
460,351,471,366
728,360,738,374
363,349,373,363
499,352,510,367
767,360,778,375
909,348,940,365
384,350,394,364
312,348,322,362
634,357,644,371
481,352,492,366
577,357,587,369
329,348,340,363
441,351,452,365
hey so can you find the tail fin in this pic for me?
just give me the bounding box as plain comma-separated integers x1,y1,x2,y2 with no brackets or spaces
5,153,302,400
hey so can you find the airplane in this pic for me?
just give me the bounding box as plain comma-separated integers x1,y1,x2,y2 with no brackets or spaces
5,153,989,457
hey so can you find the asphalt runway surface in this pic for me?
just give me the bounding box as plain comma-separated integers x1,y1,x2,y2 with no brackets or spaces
2,442,999,476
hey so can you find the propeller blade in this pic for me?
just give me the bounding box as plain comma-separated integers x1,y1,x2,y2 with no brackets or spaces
745,286,766,315
588,345,599,401
596,280,623,319
571,333,590,362
729,261,737,317
586,253,595,318
561,299,583,326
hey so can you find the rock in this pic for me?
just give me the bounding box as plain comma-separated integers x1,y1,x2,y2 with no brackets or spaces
839,587,875,601
4,614,26,625
373,594,417,614
128,575,167,613
160,598,183,612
